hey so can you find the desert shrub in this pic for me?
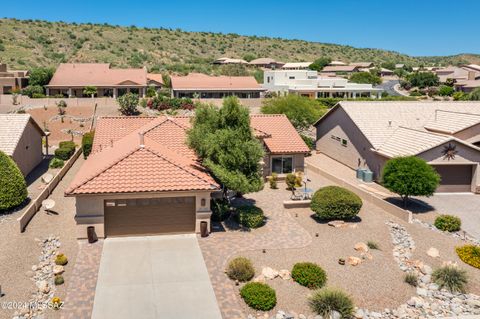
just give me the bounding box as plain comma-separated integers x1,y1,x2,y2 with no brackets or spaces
32,93,46,99
22,85,44,97
456,245,480,269
211,198,230,222
82,132,94,158
286,173,296,190
0,150,28,211
49,158,64,169
367,241,379,250
453,92,468,101
117,92,139,115
59,141,75,151
54,275,64,285
291,262,327,289
235,206,264,228
240,282,276,311
432,265,468,293
308,288,354,318
55,254,68,266
404,273,418,287
434,214,461,232
269,173,278,189
54,147,73,160
438,85,455,96
310,186,362,220
226,257,255,282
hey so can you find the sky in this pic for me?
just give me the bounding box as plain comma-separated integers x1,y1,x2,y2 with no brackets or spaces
2,0,479,57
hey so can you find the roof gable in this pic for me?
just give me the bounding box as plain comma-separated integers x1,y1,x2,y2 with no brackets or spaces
0,114,44,156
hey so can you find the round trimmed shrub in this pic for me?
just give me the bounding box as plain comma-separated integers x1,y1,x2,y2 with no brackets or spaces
310,186,362,220
240,282,276,311
0,151,27,211
226,257,255,282
432,265,468,293
434,215,461,232
235,206,265,228
49,158,64,169
55,253,68,266
291,262,327,289
54,275,64,286
456,245,480,269
309,288,354,318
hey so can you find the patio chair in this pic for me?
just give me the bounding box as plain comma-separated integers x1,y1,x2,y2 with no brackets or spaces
290,190,304,201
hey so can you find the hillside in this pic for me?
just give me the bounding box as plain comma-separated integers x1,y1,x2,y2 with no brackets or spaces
0,18,478,73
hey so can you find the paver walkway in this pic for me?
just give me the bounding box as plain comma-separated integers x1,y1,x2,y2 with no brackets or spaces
198,182,316,318
61,240,104,319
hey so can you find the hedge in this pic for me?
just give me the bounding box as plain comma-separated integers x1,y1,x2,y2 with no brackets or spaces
0,151,27,211
82,132,94,158
310,186,362,220
456,245,480,269
240,282,276,311
55,140,76,160
235,205,265,228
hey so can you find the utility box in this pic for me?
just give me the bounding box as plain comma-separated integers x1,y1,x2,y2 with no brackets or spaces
363,169,374,183
356,168,366,180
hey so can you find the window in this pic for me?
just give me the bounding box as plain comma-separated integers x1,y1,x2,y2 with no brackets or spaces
289,76,295,80
271,156,293,174
342,139,348,147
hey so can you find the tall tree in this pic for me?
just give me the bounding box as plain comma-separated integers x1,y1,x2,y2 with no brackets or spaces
28,67,55,86
188,97,264,195
309,57,332,72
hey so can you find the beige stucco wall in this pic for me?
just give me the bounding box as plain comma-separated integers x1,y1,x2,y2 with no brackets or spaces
263,153,305,178
12,121,43,176
73,190,214,239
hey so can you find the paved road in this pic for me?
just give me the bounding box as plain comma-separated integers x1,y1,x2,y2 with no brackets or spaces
91,235,222,319
376,80,401,96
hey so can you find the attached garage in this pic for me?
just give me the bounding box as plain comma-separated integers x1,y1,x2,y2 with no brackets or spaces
433,165,473,193
104,197,196,237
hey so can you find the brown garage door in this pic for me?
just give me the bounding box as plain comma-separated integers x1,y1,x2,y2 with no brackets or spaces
104,197,196,237
434,165,473,192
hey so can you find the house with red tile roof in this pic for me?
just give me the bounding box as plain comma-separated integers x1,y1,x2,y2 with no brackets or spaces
170,73,265,99
66,114,308,239
46,63,163,98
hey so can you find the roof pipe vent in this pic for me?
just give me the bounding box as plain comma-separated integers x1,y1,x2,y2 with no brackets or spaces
139,132,145,148
388,120,392,127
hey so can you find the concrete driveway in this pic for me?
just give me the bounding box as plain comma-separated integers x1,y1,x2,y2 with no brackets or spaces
413,194,480,239
91,235,222,319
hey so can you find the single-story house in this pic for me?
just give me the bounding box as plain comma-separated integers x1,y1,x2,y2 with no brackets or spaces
350,62,374,68
321,65,360,75
212,57,248,65
315,101,480,193
380,68,394,77
0,63,29,94
65,114,308,239
0,114,45,176
170,73,265,99
249,58,285,69
281,62,313,70
46,63,163,98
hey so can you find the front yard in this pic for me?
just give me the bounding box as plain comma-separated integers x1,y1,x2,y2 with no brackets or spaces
199,170,480,318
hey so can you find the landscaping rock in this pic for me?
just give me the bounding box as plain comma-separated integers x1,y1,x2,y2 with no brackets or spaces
426,247,439,258
327,220,345,228
278,269,291,280
53,265,64,275
261,267,279,280
354,242,369,253
253,275,266,283
347,256,362,266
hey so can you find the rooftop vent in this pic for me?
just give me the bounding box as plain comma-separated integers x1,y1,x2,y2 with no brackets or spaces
139,132,145,148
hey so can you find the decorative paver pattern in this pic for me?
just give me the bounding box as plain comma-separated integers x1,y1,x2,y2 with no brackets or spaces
61,240,103,319
198,184,314,318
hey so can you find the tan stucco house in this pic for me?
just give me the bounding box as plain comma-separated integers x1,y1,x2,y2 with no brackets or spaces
46,63,163,98
0,114,45,176
315,101,480,193
0,63,29,94
66,114,308,239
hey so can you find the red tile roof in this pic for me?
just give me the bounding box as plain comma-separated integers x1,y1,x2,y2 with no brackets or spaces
171,73,264,91
47,63,148,87
66,114,307,195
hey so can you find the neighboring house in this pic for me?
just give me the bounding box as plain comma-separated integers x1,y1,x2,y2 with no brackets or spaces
65,114,307,239
212,57,248,65
46,63,163,98
455,80,480,93
321,65,359,75
0,114,45,176
170,73,265,99
435,65,480,92
350,62,374,68
315,101,480,193
249,58,285,69
0,63,29,94
329,61,347,66
380,68,394,77
263,70,383,98
395,64,405,69
281,62,313,70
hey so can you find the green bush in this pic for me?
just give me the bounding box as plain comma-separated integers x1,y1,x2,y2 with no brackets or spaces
117,92,139,115
438,85,455,96
54,275,64,285
456,245,480,269
82,132,94,158
226,257,255,282
55,253,68,266
49,158,64,169
269,173,278,189
59,141,75,151
301,134,315,150
404,273,418,287
0,151,28,211
367,241,379,250
235,206,265,228
291,262,327,289
286,173,296,190
308,288,354,318
240,282,276,311
54,147,73,160
434,215,461,232
211,198,230,222
432,265,468,293
310,186,362,220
